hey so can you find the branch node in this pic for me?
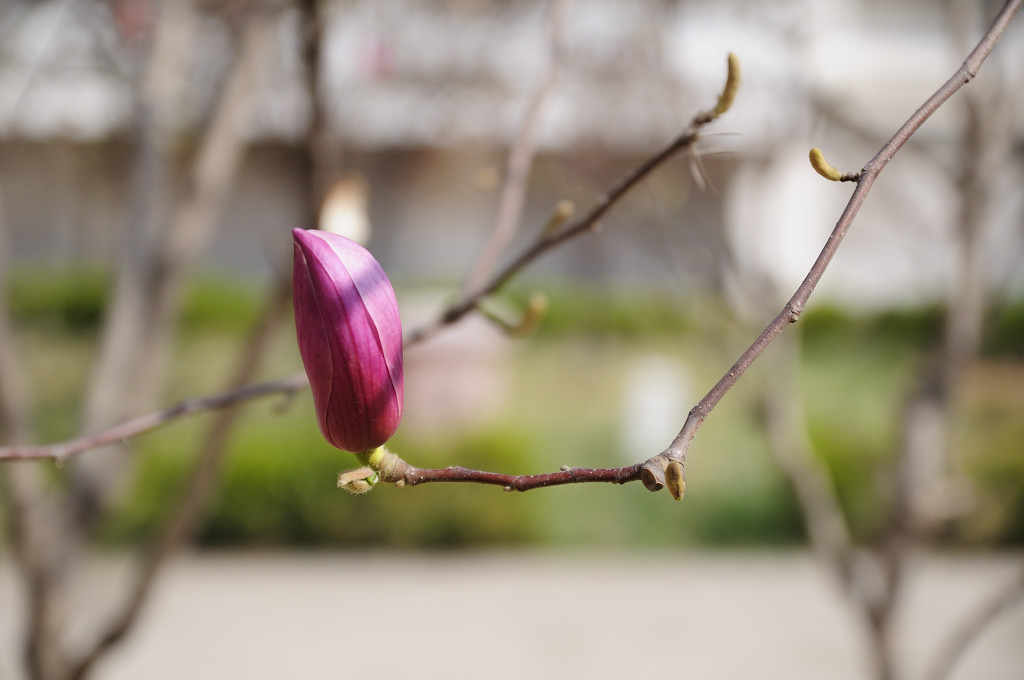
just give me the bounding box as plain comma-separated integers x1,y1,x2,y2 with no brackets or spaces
640,457,667,492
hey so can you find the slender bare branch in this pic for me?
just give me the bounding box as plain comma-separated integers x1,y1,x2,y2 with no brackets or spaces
641,0,1022,495
0,373,308,463
402,463,642,491
339,444,641,495
403,124,702,349
406,52,738,346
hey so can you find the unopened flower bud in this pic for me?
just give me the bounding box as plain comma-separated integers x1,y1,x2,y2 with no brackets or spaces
292,228,404,453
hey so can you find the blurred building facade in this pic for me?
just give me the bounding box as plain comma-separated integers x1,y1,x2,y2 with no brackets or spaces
1,0,1022,308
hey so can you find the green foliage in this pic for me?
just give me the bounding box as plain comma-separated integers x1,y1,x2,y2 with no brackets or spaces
801,303,945,351
955,363,1024,545
801,301,1024,359
7,273,1024,549
688,480,805,545
985,299,1024,357
178,276,264,331
5,268,264,334
6,267,110,332
105,408,543,548
505,284,694,338
871,306,946,350
801,337,912,541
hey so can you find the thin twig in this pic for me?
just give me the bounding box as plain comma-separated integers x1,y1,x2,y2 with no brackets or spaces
0,373,308,462
340,445,644,496
401,463,642,491
405,61,735,346
640,0,1022,494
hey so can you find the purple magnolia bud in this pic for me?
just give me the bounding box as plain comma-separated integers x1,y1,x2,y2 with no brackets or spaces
292,228,404,453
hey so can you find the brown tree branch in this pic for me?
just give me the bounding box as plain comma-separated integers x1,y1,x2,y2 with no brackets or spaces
405,52,740,347
0,373,308,463
400,463,642,491
406,124,704,347
337,448,643,493
640,0,1022,496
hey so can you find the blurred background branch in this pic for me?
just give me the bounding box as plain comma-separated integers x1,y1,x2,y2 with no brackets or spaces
461,0,570,296
73,0,280,528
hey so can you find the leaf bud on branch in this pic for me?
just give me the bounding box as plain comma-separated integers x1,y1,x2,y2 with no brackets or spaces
809,147,861,182
713,52,741,117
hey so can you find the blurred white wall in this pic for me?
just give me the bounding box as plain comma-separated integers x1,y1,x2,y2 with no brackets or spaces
1,0,1022,307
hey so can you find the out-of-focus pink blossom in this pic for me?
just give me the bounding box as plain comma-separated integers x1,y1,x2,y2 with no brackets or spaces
292,228,403,453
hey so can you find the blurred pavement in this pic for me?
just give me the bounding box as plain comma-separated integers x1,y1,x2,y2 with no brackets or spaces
1,551,1022,679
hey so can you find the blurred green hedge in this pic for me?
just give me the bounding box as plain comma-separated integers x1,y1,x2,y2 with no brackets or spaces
3,269,1023,549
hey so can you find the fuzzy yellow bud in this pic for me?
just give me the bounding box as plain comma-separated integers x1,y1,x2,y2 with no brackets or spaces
713,53,741,117
809,147,843,182
665,460,686,501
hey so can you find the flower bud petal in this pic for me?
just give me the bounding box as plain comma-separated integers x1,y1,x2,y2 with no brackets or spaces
292,228,404,452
